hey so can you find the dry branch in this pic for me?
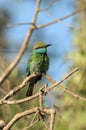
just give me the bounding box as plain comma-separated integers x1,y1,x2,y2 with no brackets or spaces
1,67,86,130
3,107,38,130
42,0,59,11
49,108,56,130
0,0,41,85
0,1,86,130
3,107,56,130
6,7,86,29
43,68,86,102
0,73,41,105
38,7,86,29
0,67,86,107
38,111,49,130
23,119,39,130
23,111,39,130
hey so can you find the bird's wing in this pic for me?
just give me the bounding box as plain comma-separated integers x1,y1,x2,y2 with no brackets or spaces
44,55,49,72
26,54,32,76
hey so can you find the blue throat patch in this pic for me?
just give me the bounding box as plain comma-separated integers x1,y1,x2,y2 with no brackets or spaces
34,48,46,54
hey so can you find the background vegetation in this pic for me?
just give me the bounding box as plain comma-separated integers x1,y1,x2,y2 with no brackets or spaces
0,0,86,130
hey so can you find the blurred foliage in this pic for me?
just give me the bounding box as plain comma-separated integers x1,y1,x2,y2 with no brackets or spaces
0,1,86,130
58,1,86,130
0,8,10,49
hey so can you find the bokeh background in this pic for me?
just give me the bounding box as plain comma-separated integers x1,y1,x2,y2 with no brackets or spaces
0,0,86,130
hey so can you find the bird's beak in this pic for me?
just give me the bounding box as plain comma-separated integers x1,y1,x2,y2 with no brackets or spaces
45,44,52,48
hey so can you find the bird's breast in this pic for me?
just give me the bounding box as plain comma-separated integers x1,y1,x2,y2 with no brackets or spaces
30,54,49,73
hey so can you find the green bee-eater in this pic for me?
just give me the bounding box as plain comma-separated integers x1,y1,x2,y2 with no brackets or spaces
26,42,52,96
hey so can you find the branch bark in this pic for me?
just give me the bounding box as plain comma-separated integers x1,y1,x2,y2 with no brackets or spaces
49,108,56,130
43,68,86,102
3,107,56,130
3,107,38,130
1,67,86,130
0,73,41,105
6,7,86,29
37,7,86,29
0,67,86,106
0,0,41,85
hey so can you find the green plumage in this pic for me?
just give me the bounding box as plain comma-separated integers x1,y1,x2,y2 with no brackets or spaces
26,42,52,96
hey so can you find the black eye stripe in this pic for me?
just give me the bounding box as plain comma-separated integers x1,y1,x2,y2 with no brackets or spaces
35,46,45,49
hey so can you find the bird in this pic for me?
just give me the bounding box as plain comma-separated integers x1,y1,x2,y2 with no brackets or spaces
26,42,52,96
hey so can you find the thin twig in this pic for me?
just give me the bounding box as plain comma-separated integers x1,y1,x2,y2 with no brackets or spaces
41,0,59,11
3,107,38,130
5,7,85,29
39,112,49,130
0,0,41,85
43,67,86,102
6,22,37,28
2,67,86,130
3,107,55,130
0,73,41,105
28,111,39,128
43,10,77,29
0,93,40,105
0,67,86,106
0,68,86,105
39,87,43,109
37,7,86,29
23,119,39,130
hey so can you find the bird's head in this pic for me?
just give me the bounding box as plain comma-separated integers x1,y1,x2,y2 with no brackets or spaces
33,42,52,54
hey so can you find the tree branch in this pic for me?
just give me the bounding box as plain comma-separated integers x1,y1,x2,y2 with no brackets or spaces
0,73,41,105
37,7,86,29
1,67,86,130
3,107,56,130
49,108,56,130
0,0,41,85
6,7,86,29
43,68,86,102
0,67,86,106
3,107,38,130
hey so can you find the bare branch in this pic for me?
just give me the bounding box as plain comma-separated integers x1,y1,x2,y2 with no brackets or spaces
6,22,36,28
43,67,86,102
1,1,86,130
41,0,59,11
23,111,39,130
1,67,86,107
0,0,41,85
30,111,39,126
1,67,86,130
37,7,86,29
3,107,56,130
42,10,77,29
5,6,86,29
39,87,44,109
49,108,56,130
0,73,41,105
38,112,49,130
3,107,38,130
42,67,79,87
0,93,40,105
23,119,39,130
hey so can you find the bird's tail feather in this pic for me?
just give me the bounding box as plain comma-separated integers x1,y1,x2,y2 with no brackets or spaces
26,75,42,97
26,84,34,97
